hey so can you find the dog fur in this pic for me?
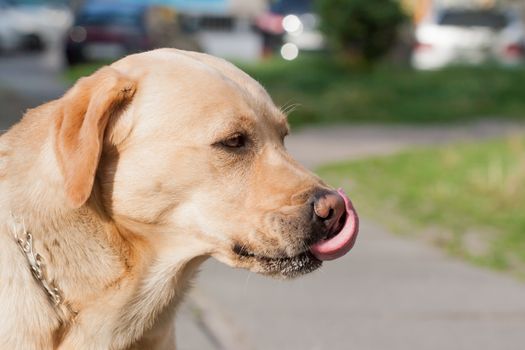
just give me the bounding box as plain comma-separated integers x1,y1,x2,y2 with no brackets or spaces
0,49,333,349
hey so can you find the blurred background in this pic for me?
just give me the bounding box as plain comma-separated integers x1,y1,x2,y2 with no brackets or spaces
1,0,525,349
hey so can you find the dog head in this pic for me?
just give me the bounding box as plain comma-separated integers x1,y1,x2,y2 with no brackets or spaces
54,49,358,278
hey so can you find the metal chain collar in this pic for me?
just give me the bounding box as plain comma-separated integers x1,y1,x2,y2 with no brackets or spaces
12,222,62,307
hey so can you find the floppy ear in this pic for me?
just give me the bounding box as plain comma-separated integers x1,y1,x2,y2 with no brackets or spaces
54,66,136,208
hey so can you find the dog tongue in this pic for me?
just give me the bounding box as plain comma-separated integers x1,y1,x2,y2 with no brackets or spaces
309,188,359,261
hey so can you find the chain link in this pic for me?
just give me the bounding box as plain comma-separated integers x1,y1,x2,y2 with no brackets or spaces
15,231,62,306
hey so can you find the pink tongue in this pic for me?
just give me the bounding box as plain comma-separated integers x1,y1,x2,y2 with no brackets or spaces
309,188,359,261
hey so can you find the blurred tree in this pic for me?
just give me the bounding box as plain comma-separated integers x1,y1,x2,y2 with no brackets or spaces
316,0,406,64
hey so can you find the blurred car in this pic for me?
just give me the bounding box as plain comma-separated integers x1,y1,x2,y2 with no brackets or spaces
0,0,71,52
65,2,153,65
0,0,20,52
174,0,262,61
256,0,325,60
412,7,525,70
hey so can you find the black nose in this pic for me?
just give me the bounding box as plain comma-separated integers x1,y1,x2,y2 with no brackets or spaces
312,189,346,235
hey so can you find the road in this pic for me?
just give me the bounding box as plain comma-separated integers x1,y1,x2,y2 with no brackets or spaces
1,51,525,350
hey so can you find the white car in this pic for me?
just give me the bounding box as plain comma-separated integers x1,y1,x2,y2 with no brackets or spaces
174,0,263,61
412,7,525,69
0,0,72,52
0,0,22,52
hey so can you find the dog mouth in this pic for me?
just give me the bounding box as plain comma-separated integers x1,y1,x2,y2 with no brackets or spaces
232,244,322,278
231,188,358,278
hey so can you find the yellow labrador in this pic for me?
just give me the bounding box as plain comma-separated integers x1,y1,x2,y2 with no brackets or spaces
0,49,358,350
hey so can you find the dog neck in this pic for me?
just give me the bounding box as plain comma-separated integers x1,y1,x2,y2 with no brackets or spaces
4,188,207,349
0,111,208,349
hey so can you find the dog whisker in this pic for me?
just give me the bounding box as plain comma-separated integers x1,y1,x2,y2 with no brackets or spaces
280,102,301,116
242,271,253,295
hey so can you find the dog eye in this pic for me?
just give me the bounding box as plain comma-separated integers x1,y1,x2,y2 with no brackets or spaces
220,134,246,149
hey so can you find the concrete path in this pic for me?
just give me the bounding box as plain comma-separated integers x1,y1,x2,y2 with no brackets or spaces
285,121,525,168
191,220,525,350
0,44,67,103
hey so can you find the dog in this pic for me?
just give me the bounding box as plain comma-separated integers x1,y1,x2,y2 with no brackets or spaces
0,49,359,350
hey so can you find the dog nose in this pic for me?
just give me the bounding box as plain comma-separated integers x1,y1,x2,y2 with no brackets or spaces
313,190,346,231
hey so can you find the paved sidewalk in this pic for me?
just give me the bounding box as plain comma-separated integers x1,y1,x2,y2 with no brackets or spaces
180,122,525,350
285,121,525,167
189,220,525,350
0,44,67,103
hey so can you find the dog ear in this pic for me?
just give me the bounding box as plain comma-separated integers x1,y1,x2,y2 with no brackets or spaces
54,66,136,208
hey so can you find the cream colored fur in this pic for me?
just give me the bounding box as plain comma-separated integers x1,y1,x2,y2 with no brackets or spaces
0,49,330,349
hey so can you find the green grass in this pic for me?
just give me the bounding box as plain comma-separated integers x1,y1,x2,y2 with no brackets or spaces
65,55,525,128
64,62,111,83
317,135,525,277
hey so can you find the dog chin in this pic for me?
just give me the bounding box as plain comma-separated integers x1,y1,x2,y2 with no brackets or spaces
229,247,323,279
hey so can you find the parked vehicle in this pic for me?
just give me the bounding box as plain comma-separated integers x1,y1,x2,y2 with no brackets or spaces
0,0,20,52
0,0,71,53
256,0,325,60
65,2,150,65
65,1,185,65
412,7,525,69
174,0,262,61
